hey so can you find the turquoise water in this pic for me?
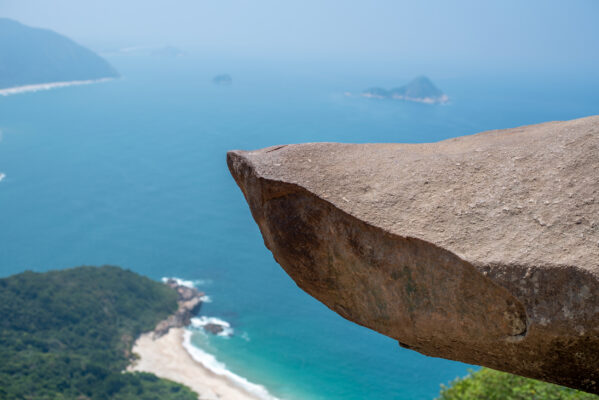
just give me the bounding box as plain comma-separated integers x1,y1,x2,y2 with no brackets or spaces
1,55,598,399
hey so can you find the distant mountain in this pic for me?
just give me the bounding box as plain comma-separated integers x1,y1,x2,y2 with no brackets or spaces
363,76,448,104
0,18,118,90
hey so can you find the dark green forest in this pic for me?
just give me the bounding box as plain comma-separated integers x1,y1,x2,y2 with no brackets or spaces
0,266,197,400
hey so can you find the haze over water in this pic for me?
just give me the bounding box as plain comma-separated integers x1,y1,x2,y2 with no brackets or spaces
1,1,599,398
1,54,598,399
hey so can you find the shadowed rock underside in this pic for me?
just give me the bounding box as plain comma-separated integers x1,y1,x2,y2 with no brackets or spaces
227,115,599,393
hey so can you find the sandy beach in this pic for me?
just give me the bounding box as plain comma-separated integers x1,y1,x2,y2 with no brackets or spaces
0,78,112,96
128,328,266,400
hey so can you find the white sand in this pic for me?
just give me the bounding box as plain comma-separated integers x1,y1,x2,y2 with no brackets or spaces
128,328,264,400
0,78,113,96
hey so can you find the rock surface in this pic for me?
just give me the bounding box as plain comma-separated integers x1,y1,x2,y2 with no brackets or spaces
203,323,225,335
227,115,599,393
153,279,204,338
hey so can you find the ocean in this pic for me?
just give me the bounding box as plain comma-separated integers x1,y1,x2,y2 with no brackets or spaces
1,54,597,399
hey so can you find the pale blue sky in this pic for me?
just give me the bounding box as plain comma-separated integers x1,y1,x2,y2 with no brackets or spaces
1,0,598,75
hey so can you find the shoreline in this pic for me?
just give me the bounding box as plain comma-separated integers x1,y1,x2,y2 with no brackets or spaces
128,328,276,400
0,78,114,96
360,92,449,104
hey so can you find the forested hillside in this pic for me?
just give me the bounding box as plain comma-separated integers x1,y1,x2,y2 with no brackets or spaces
0,266,197,400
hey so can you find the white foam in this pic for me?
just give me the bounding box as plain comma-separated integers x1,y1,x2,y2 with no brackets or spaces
182,330,280,400
161,276,211,288
161,276,196,288
200,295,213,303
0,173,5,183
0,78,113,97
240,332,251,342
190,316,233,337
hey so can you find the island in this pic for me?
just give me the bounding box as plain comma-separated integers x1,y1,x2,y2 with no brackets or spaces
362,76,448,104
0,18,119,94
213,74,233,85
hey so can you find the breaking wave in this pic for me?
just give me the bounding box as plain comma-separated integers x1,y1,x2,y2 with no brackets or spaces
182,330,280,400
161,276,209,288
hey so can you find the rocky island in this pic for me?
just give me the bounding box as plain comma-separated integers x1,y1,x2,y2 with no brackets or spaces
363,76,448,104
228,115,599,394
213,74,233,85
0,18,118,94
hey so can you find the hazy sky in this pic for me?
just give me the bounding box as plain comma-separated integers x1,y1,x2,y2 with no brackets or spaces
1,0,598,75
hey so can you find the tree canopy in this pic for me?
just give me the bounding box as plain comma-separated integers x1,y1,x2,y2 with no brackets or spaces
0,266,197,400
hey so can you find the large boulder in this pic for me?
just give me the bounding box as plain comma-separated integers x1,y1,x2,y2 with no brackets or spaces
227,116,599,393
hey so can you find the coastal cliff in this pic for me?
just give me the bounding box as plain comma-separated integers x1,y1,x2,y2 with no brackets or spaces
227,115,599,393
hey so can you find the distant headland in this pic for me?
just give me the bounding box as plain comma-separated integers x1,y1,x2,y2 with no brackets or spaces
0,18,118,95
362,76,448,104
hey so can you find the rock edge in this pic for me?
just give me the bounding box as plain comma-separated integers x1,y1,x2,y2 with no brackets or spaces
227,116,599,393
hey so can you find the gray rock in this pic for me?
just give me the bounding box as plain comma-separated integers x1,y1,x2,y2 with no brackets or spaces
203,323,225,335
227,115,599,393
153,281,204,338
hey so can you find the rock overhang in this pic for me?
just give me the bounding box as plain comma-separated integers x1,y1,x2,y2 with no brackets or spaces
227,115,599,393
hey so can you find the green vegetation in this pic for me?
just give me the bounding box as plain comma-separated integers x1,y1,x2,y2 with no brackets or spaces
0,266,197,400
438,368,598,400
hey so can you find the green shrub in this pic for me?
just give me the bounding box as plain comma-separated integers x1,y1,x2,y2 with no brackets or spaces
438,368,598,400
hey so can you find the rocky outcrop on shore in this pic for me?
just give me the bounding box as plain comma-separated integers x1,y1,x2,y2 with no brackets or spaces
227,115,599,393
153,279,204,338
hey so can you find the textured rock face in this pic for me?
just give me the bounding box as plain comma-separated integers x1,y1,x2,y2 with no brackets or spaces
227,116,599,393
153,279,204,338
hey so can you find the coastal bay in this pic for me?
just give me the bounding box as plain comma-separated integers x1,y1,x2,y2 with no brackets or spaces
129,328,268,400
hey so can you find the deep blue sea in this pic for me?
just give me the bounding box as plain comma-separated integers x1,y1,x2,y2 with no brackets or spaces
1,55,598,399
